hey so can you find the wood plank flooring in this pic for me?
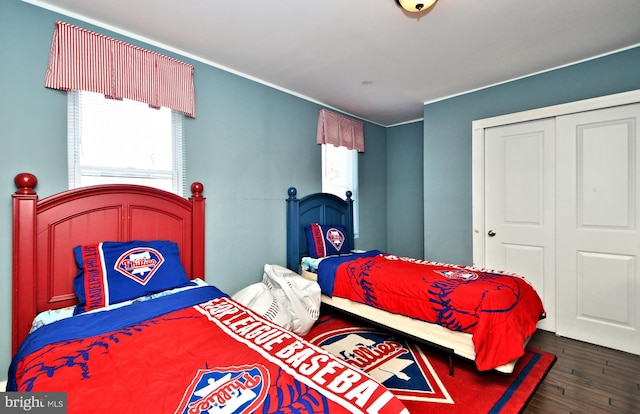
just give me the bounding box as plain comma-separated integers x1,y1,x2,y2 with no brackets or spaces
523,330,640,414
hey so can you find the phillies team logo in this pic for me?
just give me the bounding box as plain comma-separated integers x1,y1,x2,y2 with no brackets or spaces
176,365,269,414
114,247,165,285
307,326,452,403
326,227,346,250
436,269,478,281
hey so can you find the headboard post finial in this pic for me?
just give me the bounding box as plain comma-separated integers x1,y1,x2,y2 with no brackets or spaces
14,173,38,195
345,190,352,200
287,187,297,200
190,181,204,198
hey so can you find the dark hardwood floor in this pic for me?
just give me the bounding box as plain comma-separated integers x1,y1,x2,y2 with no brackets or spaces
523,330,640,414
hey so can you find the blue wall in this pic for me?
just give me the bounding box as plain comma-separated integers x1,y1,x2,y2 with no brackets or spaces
423,46,640,265
387,121,424,259
0,0,428,380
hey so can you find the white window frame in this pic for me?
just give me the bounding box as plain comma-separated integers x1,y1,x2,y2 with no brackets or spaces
68,90,185,195
321,144,360,238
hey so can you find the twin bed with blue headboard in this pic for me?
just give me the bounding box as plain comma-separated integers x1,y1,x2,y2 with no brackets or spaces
286,187,546,375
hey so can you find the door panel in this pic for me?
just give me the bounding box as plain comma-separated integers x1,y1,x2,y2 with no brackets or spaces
579,122,633,228
577,252,634,326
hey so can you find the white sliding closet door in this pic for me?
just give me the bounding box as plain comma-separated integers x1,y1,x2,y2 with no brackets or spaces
484,119,556,332
555,103,640,355
475,91,640,354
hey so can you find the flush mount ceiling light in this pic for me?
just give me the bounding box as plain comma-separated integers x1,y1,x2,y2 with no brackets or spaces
395,0,437,13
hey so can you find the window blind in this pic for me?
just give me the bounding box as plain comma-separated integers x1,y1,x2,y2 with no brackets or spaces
67,90,184,195
45,21,196,118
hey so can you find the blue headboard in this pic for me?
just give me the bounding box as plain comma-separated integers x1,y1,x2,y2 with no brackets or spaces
286,187,354,271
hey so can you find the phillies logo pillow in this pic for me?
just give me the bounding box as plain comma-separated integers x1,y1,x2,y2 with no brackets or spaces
73,240,192,313
305,223,350,258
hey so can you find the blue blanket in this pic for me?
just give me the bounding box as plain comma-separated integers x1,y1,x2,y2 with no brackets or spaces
317,250,382,296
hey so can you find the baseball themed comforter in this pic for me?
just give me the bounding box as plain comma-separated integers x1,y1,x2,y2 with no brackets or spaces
317,251,546,371
8,285,408,414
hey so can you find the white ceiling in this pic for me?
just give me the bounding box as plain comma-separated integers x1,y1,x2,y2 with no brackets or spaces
28,0,640,126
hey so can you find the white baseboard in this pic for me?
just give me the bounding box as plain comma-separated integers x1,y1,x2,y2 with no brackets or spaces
0,380,6,391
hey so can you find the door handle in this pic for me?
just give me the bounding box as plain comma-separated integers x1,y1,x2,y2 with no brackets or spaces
488,230,496,237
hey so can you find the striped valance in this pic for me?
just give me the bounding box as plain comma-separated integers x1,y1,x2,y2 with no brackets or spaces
316,109,364,152
45,21,196,118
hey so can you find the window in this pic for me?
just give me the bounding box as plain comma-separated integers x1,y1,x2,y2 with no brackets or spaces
322,144,359,237
68,90,185,195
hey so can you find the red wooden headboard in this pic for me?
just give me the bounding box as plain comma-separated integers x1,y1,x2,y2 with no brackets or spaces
11,172,206,355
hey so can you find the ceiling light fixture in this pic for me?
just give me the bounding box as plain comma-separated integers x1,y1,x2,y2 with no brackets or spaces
395,0,437,13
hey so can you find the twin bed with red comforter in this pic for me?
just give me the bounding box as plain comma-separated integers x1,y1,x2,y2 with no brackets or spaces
313,250,544,371
286,187,546,374
7,174,407,414
10,287,405,413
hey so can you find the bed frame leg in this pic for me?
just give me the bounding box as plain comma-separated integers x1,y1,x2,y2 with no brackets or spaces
448,354,455,376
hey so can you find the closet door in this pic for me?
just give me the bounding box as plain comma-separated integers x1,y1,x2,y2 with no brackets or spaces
556,103,640,355
484,119,556,331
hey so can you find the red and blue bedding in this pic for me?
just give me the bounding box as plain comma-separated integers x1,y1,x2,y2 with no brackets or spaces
8,285,408,414
316,251,546,371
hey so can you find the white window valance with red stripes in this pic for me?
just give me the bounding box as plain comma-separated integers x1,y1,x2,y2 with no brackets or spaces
316,109,364,152
45,21,196,118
